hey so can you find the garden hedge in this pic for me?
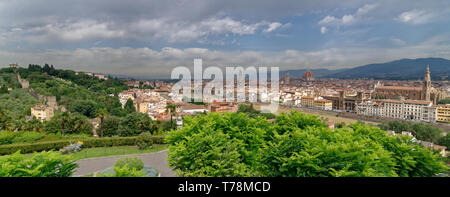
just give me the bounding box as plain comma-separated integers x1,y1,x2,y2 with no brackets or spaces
0,136,166,155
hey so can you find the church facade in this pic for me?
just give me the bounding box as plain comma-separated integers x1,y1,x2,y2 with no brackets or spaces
374,66,446,105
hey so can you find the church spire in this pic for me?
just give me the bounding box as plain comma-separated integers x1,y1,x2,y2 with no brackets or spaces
423,65,431,101
425,65,431,81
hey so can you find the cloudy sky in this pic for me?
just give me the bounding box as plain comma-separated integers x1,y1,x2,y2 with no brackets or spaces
0,0,449,78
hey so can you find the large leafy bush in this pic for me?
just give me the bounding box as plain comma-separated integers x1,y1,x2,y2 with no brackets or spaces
97,157,146,177
136,132,153,150
0,131,45,145
167,111,447,177
97,166,147,177
114,157,144,170
0,151,78,177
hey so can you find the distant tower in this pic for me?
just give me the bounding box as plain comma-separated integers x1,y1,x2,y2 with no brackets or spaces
285,72,290,85
422,65,431,101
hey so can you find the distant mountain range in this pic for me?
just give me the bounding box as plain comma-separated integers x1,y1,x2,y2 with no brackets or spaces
281,58,450,80
279,68,349,79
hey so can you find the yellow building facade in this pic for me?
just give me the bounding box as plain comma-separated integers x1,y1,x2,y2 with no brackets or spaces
436,104,450,123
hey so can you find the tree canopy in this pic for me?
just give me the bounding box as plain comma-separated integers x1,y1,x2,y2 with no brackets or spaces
167,111,447,177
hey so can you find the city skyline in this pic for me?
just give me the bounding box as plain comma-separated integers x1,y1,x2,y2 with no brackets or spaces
1,0,450,78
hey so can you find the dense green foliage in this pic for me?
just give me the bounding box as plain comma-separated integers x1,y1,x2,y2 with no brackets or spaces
437,98,450,104
438,135,450,148
0,131,45,145
118,112,155,136
97,165,147,177
167,111,447,177
44,112,94,135
21,66,128,118
237,104,276,119
0,136,165,155
136,132,154,150
378,120,445,145
167,112,273,177
124,98,136,113
99,114,167,137
0,65,130,134
115,157,144,170
0,66,173,137
0,151,78,177
100,115,121,137
0,89,38,120
97,157,147,177
0,73,20,89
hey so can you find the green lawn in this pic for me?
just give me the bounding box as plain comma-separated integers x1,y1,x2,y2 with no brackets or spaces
23,144,169,161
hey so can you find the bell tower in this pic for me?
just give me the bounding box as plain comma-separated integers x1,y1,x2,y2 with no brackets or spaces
422,65,431,101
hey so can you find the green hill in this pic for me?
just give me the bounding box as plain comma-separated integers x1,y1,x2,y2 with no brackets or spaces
323,58,450,80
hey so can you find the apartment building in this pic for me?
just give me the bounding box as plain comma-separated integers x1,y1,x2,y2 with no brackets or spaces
301,96,315,107
357,99,437,123
313,99,332,111
31,105,54,122
436,104,450,123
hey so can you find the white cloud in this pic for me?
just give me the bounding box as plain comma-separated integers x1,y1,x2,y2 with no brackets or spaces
2,34,449,78
263,22,282,33
27,20,125,42
356,4,377,16
320,26,327,34
396,9,437,25
18,17,282,44
318,16,338,25
318,3,377,31
342,15,355,25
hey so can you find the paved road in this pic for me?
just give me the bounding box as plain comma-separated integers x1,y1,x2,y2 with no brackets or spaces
73,150,175,177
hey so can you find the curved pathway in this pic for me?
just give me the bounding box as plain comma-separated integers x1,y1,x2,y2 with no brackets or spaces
73,150,175,177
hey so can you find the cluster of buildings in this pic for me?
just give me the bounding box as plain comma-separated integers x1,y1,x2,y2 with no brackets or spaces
29,96,66,122
356,66,447,123
23,62,449,126
357,99,438,122
75,71,108,80
278,66,449,123
118,83,239,121
125,80,172,91
30,105,54,121
118,88,170,120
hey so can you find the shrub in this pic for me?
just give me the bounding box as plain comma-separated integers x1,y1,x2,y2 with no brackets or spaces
11,131,45,144
101,116,121,137
0,140,72,155
168,111,447,177
114,157,144,170
118,112,154,136
60,142,83,154
150,136,166,144
136,132,153,150
0,136,166,155
97,165,146,177
0,131,16,145
0,151,78,177
0,131,45,145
